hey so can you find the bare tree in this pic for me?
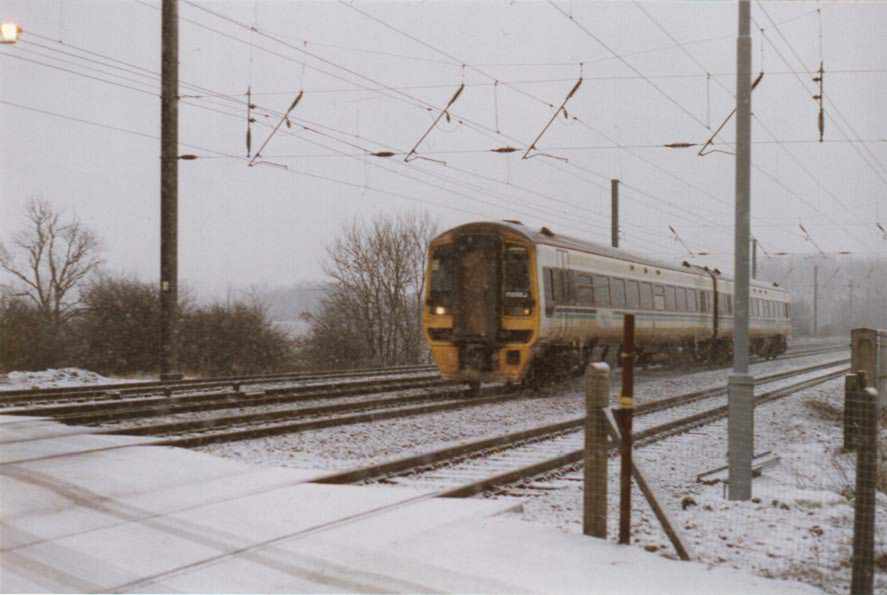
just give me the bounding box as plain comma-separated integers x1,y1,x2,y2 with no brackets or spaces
0,198,101,327
302,211,437,368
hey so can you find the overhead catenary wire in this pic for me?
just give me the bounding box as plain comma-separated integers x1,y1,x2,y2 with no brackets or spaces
755,1,887,186
631,2,879,253
329,0,729,224
172,0,730,230
13,27,688,252
546,0,709,129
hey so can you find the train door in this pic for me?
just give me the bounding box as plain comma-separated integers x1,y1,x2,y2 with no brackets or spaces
455,234,501,341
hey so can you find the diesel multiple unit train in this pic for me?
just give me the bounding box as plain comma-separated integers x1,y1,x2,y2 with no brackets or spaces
422,221,792,385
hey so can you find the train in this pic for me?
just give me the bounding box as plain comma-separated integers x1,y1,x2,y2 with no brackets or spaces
422,221,792,386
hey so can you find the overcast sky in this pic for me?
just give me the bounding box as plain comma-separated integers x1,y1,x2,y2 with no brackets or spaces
2,0,885,299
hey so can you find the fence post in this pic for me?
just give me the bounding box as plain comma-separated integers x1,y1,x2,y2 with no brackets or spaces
844,373,861,451
584,362,610,538
851,327,887,408
850,386,879,595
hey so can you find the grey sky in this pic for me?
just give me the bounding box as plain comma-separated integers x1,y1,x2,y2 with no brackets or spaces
2,0,885,299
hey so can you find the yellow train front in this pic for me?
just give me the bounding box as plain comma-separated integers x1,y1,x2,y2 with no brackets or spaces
423,221,539,385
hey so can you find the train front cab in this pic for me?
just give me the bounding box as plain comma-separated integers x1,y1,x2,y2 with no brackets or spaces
423,225,538,384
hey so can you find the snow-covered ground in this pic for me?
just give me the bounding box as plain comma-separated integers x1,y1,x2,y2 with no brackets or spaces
199,351,848,473
195,349,883,594
0,368,144,390
516,376,887,594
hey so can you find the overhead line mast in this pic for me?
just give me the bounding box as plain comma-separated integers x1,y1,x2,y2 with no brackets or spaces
728,0,754,502
159,0,181,380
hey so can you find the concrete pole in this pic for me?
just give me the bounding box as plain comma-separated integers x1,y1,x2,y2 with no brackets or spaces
727,0,754,501
584,362,610,539
611,179,619,249
160,0,181,380
849,280,855,329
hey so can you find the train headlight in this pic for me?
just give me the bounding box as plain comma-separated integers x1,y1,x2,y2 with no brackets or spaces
434,305,447,315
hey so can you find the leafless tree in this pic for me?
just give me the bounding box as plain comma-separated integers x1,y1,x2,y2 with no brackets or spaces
0,198,102,327
303,211,437,368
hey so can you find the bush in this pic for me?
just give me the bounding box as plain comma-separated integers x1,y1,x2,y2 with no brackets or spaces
12,274,296,377
179,300,292,376
0,296,69,371
74,275,161,374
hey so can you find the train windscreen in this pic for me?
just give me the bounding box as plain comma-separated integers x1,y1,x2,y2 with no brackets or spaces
428,247,454,314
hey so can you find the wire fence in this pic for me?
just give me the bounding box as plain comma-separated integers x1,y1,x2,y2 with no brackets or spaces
581,352,885,594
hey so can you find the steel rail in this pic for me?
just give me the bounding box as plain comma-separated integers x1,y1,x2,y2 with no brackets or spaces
442,367,847,498
0,363,438,403
313,360,848,491
4,374,445,421
152,385,516,448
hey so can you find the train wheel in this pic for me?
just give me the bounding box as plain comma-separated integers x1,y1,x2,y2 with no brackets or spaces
468,381,481,398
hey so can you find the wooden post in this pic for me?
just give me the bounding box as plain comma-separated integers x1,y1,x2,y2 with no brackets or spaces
584,362,610,538
850,386,879,595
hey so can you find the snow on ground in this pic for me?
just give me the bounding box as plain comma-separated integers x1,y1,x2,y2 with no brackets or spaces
516,376,887,594
199,351,848,473
0,368,143,390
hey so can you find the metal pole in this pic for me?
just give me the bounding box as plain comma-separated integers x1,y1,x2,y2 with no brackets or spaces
727,0,754,501
751,238,757,280
611,178,619,249
615,314,635,543
160,0,181,380
813,265,819,336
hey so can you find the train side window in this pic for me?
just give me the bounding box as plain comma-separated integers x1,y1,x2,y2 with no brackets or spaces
653,284,665,311
676,287,687,312
544,268,555,315
626,280,640,309
593,275,611,307
664,286,676,311
611,278,627,308
563,270,576,305
784,302,790,319
574,272,594,306
552,269,564,305
699,291,707,313
687,289,698,312
728,295,734,315
639,282,653,310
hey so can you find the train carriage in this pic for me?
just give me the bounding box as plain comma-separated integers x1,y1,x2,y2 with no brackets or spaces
423,221,792,385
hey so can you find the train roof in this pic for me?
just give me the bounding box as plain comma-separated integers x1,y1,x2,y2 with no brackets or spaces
438,220,786,293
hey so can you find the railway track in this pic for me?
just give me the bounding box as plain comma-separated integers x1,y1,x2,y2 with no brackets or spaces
2,373,447,424
0,363,438,408
0,344,849,448
312,359,848,498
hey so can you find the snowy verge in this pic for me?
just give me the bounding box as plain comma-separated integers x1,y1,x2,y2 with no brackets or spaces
0,368,143,390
